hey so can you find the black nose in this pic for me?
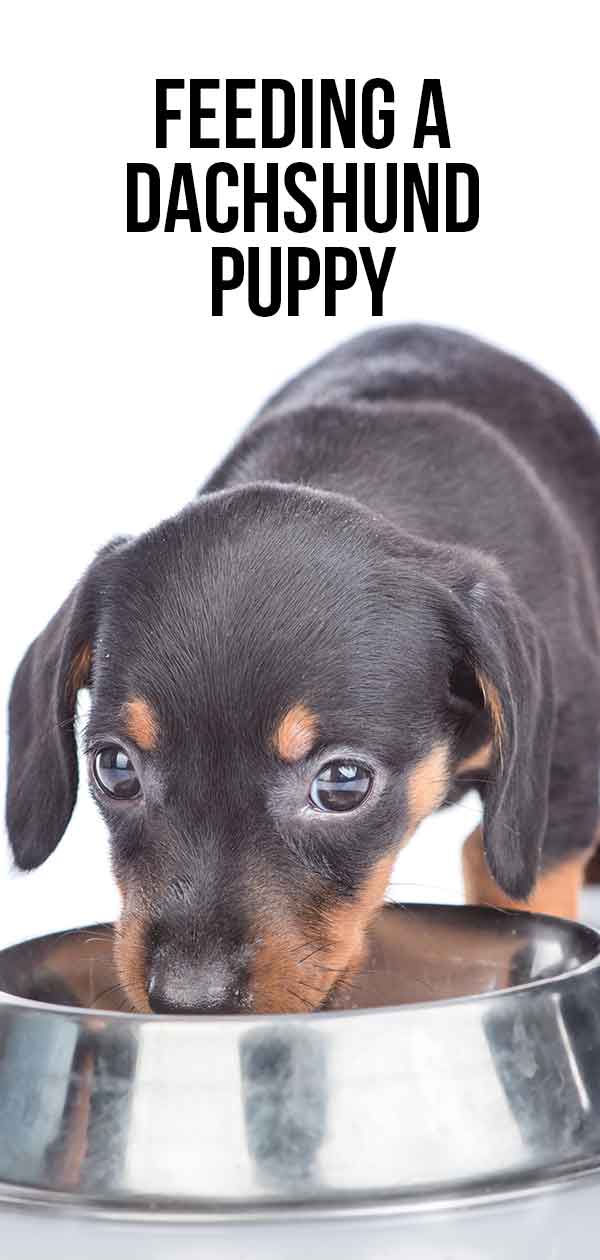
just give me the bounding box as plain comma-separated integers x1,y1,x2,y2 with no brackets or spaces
147,962,244,1015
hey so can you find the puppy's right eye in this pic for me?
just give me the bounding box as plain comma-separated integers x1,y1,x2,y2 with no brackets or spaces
93,746,141,800
309,760,372,812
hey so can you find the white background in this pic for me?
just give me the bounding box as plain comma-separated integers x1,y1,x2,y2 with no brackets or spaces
1,1,599,947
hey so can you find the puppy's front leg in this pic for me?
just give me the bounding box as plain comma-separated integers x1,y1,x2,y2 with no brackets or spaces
462,826,589,920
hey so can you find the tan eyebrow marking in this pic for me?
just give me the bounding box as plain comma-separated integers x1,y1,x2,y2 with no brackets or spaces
273,702,319,762
122,697,159,752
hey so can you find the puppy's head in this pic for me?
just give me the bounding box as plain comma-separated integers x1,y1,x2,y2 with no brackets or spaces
6,485,554,1013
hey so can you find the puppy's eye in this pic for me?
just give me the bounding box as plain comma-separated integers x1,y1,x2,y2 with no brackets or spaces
93,746,141,800
309,761,372,812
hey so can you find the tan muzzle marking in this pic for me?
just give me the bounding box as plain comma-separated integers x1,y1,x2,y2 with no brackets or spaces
249,851,399,1014
114,912,151,1012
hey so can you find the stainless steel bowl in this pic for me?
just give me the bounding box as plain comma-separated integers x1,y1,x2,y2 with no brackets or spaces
1,904,600,1221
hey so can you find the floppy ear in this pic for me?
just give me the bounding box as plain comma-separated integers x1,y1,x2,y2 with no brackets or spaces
447,564,556,901
5,542,125,871
6,582,96,870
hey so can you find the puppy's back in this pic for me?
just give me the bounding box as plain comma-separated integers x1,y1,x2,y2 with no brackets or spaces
257,325,600,557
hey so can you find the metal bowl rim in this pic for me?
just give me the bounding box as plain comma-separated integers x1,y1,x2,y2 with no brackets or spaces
1,905,599,1027
2,1156,600,1224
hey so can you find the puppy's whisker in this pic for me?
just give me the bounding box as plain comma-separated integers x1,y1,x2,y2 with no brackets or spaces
293,977,330,997
91,982,128,1009
286,987,313,1012
295,943,324,964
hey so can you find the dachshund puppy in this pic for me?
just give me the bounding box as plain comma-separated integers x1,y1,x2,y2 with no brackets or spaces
6,326,600,1013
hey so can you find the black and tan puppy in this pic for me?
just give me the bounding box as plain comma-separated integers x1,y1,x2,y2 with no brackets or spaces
6,326,600,1013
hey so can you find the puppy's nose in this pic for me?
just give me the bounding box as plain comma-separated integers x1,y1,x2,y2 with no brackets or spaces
147,960,244,1015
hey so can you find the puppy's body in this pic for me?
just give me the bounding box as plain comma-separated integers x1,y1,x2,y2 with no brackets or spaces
207,325,600,872
7,326,600,1013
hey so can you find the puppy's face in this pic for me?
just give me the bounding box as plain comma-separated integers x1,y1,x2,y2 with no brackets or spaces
7,484,554,1013
84,488,452,1013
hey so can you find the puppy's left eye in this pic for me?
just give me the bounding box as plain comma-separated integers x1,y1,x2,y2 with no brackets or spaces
93,746,141,800
309,761,372,812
